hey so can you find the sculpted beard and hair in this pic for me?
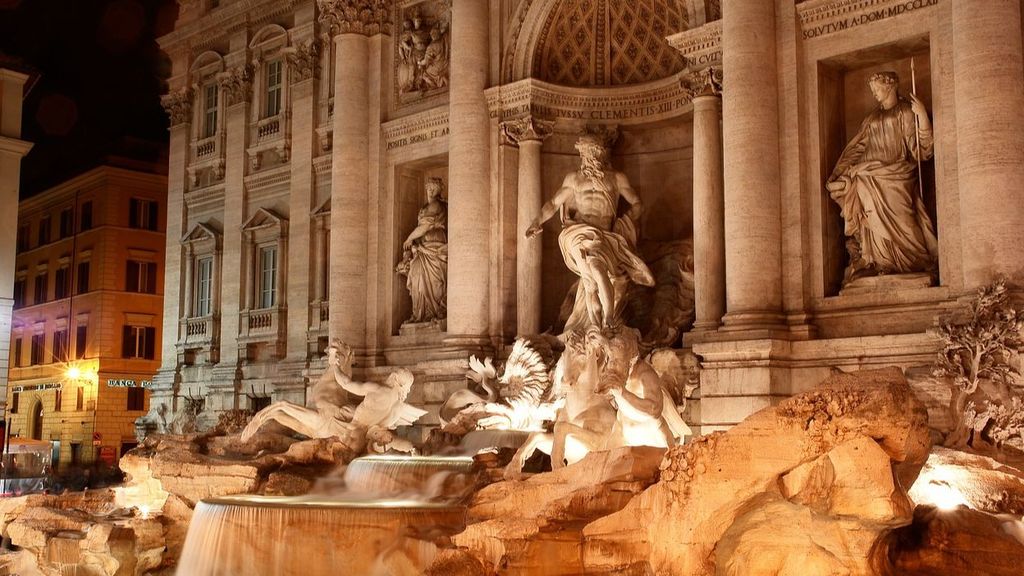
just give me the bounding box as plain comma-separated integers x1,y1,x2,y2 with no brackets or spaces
577,141,611,193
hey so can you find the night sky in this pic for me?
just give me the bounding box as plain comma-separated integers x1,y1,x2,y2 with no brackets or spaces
0,0,179,198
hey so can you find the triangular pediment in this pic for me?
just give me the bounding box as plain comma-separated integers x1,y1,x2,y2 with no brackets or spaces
181,222,221,244
241,207,288,232
313,197,331,216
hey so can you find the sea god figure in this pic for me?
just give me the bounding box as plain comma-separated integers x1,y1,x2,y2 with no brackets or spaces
397,177,448,324
826,71,938,286
526,134,654,332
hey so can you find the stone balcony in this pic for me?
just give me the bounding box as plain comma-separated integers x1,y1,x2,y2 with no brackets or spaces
177,315,219,364
238,307,286,344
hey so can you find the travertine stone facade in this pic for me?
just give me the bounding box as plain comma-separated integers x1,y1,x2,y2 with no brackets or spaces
0,67,33,416
153,0,1024,433
7,166,166,464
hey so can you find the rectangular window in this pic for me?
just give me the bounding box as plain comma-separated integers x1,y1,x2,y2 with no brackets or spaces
127,387,146,411
196,256,213,316
59,208,74,239
203,83,218,139
33,272,47,304
77,261,90,294
258,245,277,309
70,442,81,464
75,325,87,359
30,333,44,365
55,266,70,299
16,225,30,252
53,329,69,362
55,389,62,412
12,338,22,368
129,199,158,231
37,216,51,246
76,387,84,410
13,278,26,308
122,325,156,360
265,60,283,117
126,260,157,293
80,201,93,231
11,392,18,414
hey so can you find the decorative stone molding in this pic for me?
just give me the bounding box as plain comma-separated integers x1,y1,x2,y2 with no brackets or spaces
286,41,320,84
667,19,721,71
681,66,722,99
218,65,252,107
382,106,450,153
500,116,555,146
485,76,693,126
161,88,193,126
797,0,939,40
317,0,392,37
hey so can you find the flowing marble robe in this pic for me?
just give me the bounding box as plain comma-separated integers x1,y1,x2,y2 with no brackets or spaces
401,200,448,323
829,98,938,276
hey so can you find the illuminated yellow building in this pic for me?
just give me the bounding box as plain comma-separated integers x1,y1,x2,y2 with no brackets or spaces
7,163,166,466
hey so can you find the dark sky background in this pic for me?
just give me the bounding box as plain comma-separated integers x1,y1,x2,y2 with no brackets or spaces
0,0,179,198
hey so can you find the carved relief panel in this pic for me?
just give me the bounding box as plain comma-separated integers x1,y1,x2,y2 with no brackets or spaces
394,0,451,107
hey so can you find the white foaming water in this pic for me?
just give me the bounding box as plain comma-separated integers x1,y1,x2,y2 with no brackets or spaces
176,454,475,576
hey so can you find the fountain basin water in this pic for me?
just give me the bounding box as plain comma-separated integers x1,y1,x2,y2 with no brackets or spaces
176,494,467,576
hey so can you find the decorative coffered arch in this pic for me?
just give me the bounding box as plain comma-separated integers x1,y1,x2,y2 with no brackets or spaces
502,0,720,85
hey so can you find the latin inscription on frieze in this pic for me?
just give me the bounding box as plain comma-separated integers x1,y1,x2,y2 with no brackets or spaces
386,125,450,151
801,0,939,40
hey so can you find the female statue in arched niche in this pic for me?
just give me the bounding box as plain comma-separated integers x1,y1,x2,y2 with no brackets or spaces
396,177,448,324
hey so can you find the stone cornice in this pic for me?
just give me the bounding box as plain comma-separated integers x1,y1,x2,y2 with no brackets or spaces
161,87,193,126
485,75,693,126
317,0,393,37
160,0,304,53
243,165,291,200
0,135,33,158
797,0,939,40
667,19,721,71
184,183,226,212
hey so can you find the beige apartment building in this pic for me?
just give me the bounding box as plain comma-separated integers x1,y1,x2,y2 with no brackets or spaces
7,164,166,466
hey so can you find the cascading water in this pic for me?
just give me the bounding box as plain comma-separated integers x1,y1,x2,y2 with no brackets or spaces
176,455,476,576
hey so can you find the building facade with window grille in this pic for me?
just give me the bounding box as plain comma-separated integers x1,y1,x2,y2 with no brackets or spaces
6,164,166,466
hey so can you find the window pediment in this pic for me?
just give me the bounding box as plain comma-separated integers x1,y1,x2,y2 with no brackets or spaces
182,222,222,250
242,207,288,235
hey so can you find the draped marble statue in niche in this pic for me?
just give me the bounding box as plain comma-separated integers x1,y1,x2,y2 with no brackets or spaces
526,131,655,332
397,177,448,325
826,71,938,289
397,3,450,98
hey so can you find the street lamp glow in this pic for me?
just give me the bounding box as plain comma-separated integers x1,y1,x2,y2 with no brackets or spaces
65,366,81,380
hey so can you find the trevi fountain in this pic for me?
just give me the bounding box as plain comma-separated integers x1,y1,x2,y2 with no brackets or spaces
3,0,1024,574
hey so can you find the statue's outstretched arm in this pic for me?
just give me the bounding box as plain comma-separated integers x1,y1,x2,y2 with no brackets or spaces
527,174,576,237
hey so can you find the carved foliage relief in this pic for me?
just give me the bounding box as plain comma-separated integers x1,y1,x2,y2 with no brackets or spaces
395,0,451,105
317,0,392,37
162,88,194,126
533,0,687,87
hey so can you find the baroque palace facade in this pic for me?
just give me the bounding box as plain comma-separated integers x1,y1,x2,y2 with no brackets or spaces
153,0,1024,432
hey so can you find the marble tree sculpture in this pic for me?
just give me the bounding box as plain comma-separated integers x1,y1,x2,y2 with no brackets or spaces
525,130,655,332
241,343,427,454
826,71,938,286
396,177,448,324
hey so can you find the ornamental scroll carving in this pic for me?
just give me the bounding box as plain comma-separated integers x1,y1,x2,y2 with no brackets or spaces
396,0,451,102
161,88,193,126
317,0,392,37
218,65,253,107
681,66,722,99
500,116,555,145
286,41,320,84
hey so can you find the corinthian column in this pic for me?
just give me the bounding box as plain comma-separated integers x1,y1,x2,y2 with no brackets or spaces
501,117,555,335
446,0,491,338
318,0,389,353
686,68,725,332
953,0,1024,288
720,0,785,332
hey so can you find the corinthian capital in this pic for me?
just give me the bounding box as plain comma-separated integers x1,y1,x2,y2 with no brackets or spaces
682,66,723,99
317,0,392,37
218,65,253,107
286,41,321,84
161,87,193,126
500,116,556,145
